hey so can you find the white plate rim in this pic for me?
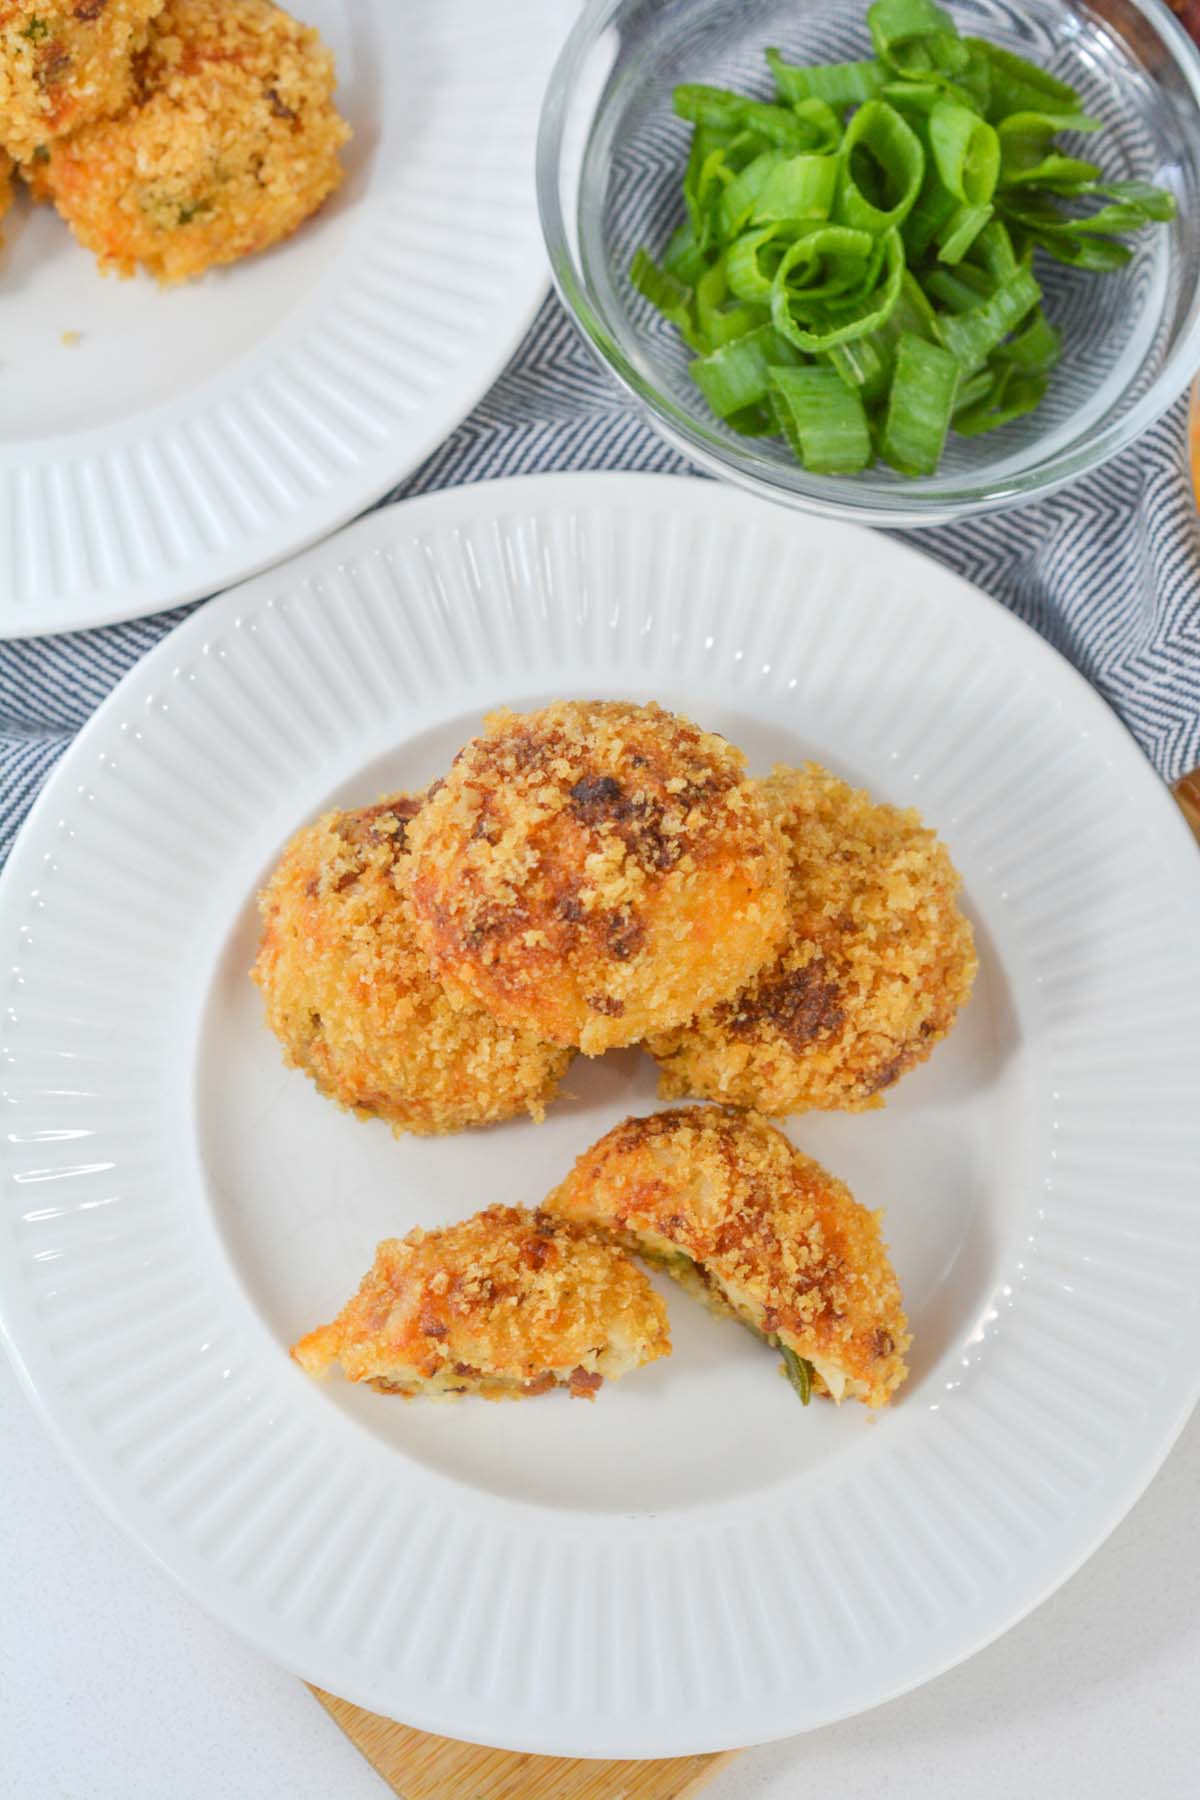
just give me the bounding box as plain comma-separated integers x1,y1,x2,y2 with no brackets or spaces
1,470,1199,1755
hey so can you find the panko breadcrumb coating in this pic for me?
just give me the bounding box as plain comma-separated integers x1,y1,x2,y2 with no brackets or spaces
35,0,349,283
649,764,976,1114
407,701,790,1057
252,794,573,1137
0,1,163,163
0,147,12,230
292,1206,672,1401
547,1106,909,1408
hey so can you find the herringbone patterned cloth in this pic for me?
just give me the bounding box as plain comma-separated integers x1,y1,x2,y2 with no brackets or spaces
1,293,1197,864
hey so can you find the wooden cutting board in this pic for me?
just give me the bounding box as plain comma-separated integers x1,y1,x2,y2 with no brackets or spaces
311,1688,741,1799
311,774,1200,1800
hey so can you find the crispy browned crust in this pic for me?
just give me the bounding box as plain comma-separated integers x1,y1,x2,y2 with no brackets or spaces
0,146,11,227
0,1,164,162
546,1105,909,1407
649,764,976,1114
292,1205,671,1400
32,0,349,283
252,793,573,1136
406,700,791,1055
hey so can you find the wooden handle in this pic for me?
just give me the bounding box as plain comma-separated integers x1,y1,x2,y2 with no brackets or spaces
310,1687,740,1800
1174,769,1200,843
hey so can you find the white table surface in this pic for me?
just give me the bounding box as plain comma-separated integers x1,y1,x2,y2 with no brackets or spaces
3,1355,1198,1800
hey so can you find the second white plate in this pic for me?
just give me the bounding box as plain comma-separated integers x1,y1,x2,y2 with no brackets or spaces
2,472,1199,1755
0,0,568,637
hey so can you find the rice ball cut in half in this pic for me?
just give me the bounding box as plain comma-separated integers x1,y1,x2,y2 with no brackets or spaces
292,1206,672,1401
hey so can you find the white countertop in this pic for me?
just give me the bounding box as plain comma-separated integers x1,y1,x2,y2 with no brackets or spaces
3,1354,1197,1800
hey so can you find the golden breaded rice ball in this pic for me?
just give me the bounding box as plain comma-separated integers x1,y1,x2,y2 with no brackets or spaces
35,0,349,283
649,764,976,1113
407,701,791,1056
0,146,12,229
292,1205,672,1401
0,1,163,163
252,794,573,1137
547,1105,910,1408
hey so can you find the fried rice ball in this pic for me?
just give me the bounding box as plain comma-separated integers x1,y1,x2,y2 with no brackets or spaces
252,793,573,1137
0,1,163,163
34,0,349,283
546,1105,910,1408
407,701,791,1057
292,1205,671,1401
0,146,12,229
648,764,977,1114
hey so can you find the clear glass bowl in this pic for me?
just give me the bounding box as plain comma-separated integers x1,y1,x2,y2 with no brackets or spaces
537,0,1200,526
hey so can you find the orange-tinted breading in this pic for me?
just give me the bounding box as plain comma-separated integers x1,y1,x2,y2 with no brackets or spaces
406,700,790,1057
252,794,573,1136
546,1106,909,1407
0,1,163,162
649,764,976,1114
292,1205,672,1400
0,146,12,229
35,0,349,283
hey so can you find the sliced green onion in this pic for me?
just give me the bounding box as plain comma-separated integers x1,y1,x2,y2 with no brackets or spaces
882,77,979,116
769,365,873,473
690,322,800,417
1020,232,1132,271
725,226,787,302
902,161,958,259
837,100,925,233
894,266,945,340
954,365,1046,434
630,248,704,350
684,127,735,248
997,110,1102,139
725,400,779,435
630,247,691,320
718,149,786,237
937,199,993,263
771,225,904,351
1017,195,1173,236
1063,179,1176,222
753,153,840,223
868,0,967,78
1001,153,1102,190
881,331,960,473
825,334,891,405
954,40,993,114
662,219,707,285
923,266,987,312
994,307,1061,371
790,97,844,153
965,38,1082,119
777,1341,815,1405
674,84,812,151
707,302,768,349
951,367,993,412
969,217,1017,279
694,257,729,333
767,46,884,109
936,264,1041,369
928,100,999,203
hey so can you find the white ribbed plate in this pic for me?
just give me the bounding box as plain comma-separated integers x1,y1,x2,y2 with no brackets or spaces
2,472,1199,1757
0,0,569,639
